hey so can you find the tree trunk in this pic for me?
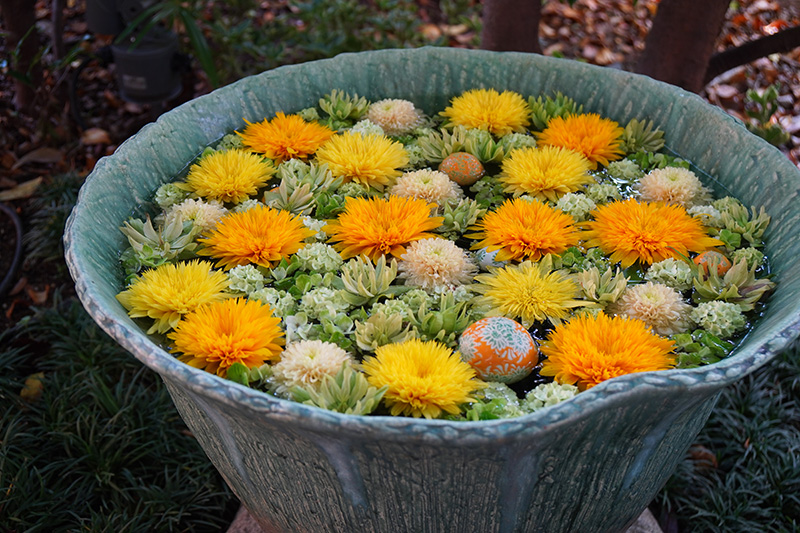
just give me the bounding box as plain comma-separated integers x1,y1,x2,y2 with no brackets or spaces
0,0,43,112
635,0,729,93
481,0,542,54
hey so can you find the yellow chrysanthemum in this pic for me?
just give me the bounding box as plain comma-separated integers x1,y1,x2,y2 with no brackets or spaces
168,298,284,378
536,114,624,169
116,260,229,334
324,195,443,262
440,88,530,136
582,199,723,268
540,312,675,391
184,150,275,204
466,197,580,262
197,205,315,269
315,132,409,191
362,338,485,419
472,261,587,328
498,145,594,202
238,112,335,163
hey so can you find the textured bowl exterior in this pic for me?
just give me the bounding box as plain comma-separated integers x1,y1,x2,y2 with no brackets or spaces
65,48,800,533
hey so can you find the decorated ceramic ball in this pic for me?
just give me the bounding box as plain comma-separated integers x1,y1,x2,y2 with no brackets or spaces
438,152,485,186
459,317,538,383
472,247,508,269
693,250,732,275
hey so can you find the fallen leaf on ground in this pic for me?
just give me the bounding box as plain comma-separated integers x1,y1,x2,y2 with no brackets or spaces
442,24,469,36
20,372,45,402
25,284,50,305
714,84,741,99
9,277,27,296
1,152,16,169
419,23,442,41
0,177,43,201
11,147,64,170
80,127,112,145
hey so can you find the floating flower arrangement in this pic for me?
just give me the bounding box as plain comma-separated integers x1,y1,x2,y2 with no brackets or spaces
116,88,775,420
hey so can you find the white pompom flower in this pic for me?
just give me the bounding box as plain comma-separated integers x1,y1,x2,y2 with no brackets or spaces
398,238,477,292
271,340,354,397
366,98,425,136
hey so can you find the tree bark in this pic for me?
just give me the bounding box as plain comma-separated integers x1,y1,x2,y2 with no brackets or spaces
635,0,729,93
0,0,43,112
704,25,800,84
481,0,542,54
52,0,66,60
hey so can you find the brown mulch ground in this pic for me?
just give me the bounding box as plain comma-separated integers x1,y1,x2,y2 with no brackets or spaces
0,0,799,332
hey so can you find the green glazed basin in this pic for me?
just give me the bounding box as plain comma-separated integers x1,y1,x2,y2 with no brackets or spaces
65,47,800,533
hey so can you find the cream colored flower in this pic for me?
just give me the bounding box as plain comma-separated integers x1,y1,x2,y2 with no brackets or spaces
271,340,354,397
366,99,424,136
609,281,693,336
398,237,477,292
167,198,227,232
636,167,711,207
389,169,464,204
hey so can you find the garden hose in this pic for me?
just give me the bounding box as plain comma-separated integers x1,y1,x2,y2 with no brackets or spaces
0,202,23,298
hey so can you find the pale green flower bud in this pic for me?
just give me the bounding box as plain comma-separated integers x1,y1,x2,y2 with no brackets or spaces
226,265,266,295
300,287,351,321
522,382,578,412
350,119,385,137
645,258,694,292
556,192,597,222
690,301,747,339
297,107,320,122
731,247,765,269
250,287,297,318
606,159,644,183
294,243,343,273
586,183,623,204
497,133,537,154
154,182,190,210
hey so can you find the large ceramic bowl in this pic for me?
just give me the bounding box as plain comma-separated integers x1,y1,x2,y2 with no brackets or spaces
65,47,800,533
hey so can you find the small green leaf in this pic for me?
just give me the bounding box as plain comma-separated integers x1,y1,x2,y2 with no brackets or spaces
227,363,250,386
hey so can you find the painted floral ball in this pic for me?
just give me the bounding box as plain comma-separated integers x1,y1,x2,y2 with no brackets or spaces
472,247,508,269
459,317,538,383
693,250,732,275
438,152,485,186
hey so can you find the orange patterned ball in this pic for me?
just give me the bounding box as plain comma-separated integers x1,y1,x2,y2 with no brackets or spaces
458,317,538,383
693,250,732,275
438,152,485,186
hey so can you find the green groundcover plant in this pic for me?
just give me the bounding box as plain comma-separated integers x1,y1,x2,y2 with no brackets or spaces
0,298,236,532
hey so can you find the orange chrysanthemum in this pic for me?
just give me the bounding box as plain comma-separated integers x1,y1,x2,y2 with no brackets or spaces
315,132,409,191
324,195,443,262
540,312,675,391
582,198,723,268
440,88,530,136
466,197,580,262
197,205,315,269
237,112,335,163
168,297,284,378
536,114,624,169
